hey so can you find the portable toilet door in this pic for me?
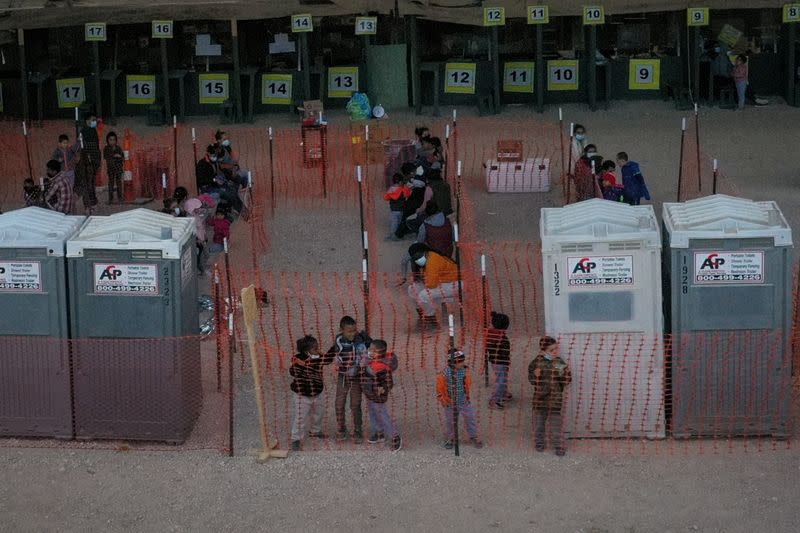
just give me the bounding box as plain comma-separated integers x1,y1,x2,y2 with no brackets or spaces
66,209,201,443
541,199,665,439
0,207,85,438
663,195,793,438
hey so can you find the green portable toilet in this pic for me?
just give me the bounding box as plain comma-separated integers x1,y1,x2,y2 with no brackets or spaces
663,195,793,438
66,209,201,443
0,207,85,438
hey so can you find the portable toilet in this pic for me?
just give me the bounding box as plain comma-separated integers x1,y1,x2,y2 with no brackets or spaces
662,195,793,438
541,199,665,439
66,209,201,443
0,208,85,438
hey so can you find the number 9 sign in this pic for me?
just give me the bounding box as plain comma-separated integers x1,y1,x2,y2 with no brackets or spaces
444,63,477,94
628,59,660,90
687,8,709,26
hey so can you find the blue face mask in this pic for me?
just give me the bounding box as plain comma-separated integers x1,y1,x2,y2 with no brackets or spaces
222,139,231,147
89,120,97,128
543,353,554,361
575,133,586,141
210,156,218,162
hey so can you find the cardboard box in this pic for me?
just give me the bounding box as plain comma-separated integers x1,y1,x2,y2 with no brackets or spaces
302,100,323,120
350,119,389,165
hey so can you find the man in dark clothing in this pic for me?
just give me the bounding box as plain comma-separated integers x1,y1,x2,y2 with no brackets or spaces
76,113,100,214
426,168,453,216
196,144,219,193
289,335,335,451
396,162,426,238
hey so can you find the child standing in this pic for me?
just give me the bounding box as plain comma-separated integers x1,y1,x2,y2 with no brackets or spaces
487,312,512,410
361,339,402,451
436,348,483,449
599,160,625,202
733,54,749,110
103,131,124,204
383,173,411,241
23,178,44,207
528,336,572,456
207,209,231,253
616,152,650,206
289,335,334,451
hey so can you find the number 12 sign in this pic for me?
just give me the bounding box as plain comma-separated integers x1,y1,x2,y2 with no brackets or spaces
328,67,359,98
503,62,535,93
444,63,476,94
262,74,293,105
547,60,579,91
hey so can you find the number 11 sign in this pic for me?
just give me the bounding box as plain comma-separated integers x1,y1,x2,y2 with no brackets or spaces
503,62,535,93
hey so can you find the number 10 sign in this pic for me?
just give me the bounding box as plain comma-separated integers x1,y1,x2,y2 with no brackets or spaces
547,60,579,91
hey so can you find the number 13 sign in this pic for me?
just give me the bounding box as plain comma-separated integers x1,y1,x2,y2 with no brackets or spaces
445,63,477,94
328,67,359,98
628,59,660,90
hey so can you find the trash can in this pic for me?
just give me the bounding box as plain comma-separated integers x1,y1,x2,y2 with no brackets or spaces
541,199,665,438
66,209,201,443
662,195,793,438
0,207,85,438
383,139,416,187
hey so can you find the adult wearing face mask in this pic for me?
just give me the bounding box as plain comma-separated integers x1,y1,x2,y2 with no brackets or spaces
407,243,460,331
196,144,220,194
573,144,602,203
707,40,733,100
570,124,588,171
214,129,249,187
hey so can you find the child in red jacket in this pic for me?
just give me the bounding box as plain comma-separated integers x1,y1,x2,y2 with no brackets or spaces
207,209,231,253
384,173,411,240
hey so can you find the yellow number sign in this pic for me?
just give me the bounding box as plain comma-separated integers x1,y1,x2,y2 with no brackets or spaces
328,66,359,98
445,63,477,94
503,62,535,93
547,60,579,91
483,7,505,26
583,6,605,25
527,6,549,25
687,8,709,26
628,59,660,91
262,74,293,105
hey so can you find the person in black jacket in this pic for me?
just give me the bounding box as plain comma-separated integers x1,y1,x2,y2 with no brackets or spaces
289,335,334,451
361,339,401,451
487,312,512,410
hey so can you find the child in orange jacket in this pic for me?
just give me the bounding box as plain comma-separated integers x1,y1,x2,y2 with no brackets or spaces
436,348,483,449
384,173,412,240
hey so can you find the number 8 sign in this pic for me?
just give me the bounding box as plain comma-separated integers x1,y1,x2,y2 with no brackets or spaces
547,60,579,91
783,4,800,23
628,59,660,90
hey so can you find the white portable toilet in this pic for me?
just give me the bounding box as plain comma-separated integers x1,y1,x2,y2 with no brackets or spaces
541,199,664,439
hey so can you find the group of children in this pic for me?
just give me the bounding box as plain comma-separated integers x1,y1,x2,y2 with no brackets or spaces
289,314,573,456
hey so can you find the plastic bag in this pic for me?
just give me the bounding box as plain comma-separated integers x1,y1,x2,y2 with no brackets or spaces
346,92,371,120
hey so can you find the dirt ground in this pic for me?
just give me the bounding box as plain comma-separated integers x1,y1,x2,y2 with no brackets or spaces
3,99,800,531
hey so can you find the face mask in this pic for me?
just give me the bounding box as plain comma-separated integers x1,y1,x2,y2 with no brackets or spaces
222,139,231,147
575,134,586,141
210,156,218,162
89,120,97,128
714,47,721,53
415,166,424,177
414,256,427,267
586,152,596,157
544,353,554,361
